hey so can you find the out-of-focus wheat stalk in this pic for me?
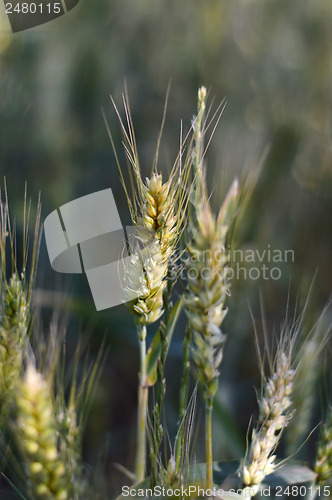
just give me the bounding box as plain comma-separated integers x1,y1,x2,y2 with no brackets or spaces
0,186,102,498
16,365,68,500
0,185,41,428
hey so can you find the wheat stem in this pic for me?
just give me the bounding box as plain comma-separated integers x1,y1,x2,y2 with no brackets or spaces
135,324,148,482
155,267,173,424
175,323,191,472
206,397,213,494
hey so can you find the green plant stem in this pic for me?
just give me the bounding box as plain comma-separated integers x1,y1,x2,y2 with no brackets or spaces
175,323,191,471
150,267,174,485
155,266,174,412
205,397,213,495
135,324,148,482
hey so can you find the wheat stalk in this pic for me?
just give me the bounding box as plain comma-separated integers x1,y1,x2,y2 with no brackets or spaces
15,365,68,500
182,87,238,492
0,185,41,428
185,179,238,491
107,87,193,482
0,274,29,426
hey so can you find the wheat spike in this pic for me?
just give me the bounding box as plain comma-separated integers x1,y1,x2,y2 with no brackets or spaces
141,172,177,258
0,273,28,423
242,335,297,496
108,89,192,326
16,365,68,500
124,171,178,325
185,179,238,400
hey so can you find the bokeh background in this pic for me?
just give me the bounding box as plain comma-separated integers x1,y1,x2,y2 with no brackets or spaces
1,0,331,497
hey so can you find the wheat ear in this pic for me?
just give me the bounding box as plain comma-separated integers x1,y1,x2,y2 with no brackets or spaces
16,365,68,500
185,178,238,492
182,87,239,492
242,328,297,497
0,185,41,428
109,88,192,482
0,274,29,425
124,178,172,327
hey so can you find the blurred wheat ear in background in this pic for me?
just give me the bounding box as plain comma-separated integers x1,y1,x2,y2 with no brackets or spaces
0,185,40,432
15,365,68,500
0,185,104,500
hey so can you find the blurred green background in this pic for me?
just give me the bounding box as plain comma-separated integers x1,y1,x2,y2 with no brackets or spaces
0,0,331,497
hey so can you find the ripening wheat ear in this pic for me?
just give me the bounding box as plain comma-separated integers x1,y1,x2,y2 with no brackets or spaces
109,87,192,327
242,322,299,497
185,179,238,402
15,365,68,500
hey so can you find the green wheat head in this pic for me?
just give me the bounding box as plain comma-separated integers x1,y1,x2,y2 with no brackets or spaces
15,365,69,500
